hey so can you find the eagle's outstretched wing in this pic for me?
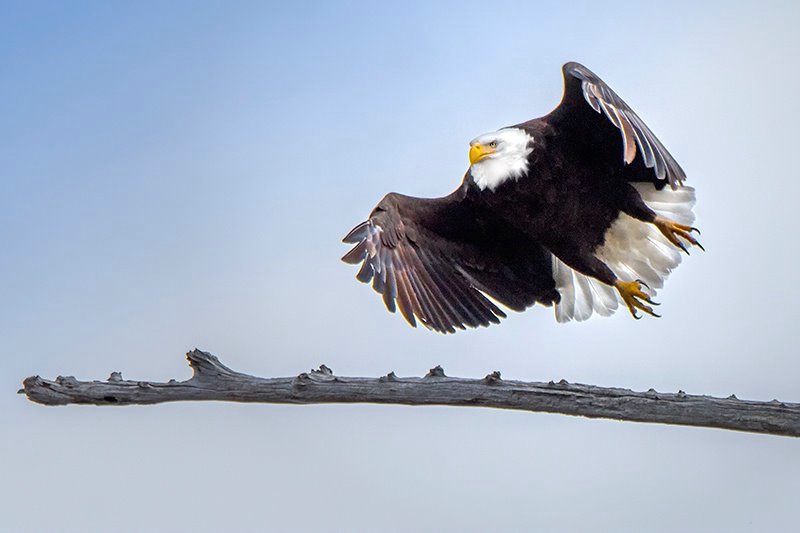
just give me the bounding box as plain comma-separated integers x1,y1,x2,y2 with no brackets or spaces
548,62,686,190
342,189,559,333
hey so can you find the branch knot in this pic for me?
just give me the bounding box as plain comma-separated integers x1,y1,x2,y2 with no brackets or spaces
187,349,240,381
484,371,502,384
380,371,399,383
424,366,446,379
294,365,336,386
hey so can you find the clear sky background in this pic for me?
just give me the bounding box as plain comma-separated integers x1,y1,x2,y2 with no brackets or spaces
3,1,799,531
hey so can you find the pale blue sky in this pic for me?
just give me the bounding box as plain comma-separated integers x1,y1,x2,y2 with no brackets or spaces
3,1,799,531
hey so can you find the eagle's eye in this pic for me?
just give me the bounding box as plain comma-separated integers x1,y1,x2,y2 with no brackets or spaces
488,141,497,148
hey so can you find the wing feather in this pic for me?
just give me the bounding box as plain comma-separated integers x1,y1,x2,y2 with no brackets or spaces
561,62,686,189
420,249,488,328
341,191,557,333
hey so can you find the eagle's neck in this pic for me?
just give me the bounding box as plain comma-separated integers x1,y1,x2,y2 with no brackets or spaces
469,129,534,192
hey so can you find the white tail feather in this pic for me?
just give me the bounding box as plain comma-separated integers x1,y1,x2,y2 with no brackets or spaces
553,184,696,323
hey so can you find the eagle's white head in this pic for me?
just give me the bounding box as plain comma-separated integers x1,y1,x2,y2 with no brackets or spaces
468,127,534,191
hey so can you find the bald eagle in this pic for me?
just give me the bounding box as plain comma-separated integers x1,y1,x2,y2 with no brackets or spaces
342,62,702,333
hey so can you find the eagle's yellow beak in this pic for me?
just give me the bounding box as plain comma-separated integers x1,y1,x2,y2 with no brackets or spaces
469,143,495,165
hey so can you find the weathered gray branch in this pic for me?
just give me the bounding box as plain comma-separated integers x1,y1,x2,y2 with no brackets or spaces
20,349,800,438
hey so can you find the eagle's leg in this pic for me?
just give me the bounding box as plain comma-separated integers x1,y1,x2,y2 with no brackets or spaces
653,216,703,254
614,280,660,319
620,185,703,254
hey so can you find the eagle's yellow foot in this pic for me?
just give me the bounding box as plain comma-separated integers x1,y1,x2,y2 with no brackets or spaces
654,216,704,255
615,279,660,320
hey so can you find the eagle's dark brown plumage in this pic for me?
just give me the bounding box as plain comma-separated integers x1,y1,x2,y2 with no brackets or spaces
342,62,702,333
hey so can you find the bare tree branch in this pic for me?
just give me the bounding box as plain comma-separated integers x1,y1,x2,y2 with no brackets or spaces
19,349,800,438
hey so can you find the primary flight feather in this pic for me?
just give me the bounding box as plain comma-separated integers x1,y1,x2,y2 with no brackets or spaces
342,62,702,333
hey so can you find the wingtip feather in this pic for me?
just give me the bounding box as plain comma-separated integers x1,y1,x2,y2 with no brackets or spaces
342,221,369,243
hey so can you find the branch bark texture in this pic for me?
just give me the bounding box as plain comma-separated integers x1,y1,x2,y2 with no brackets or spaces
20,349,800,438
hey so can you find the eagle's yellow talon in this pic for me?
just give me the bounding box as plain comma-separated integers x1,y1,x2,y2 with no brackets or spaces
654,217,704,253
615,280,660,319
